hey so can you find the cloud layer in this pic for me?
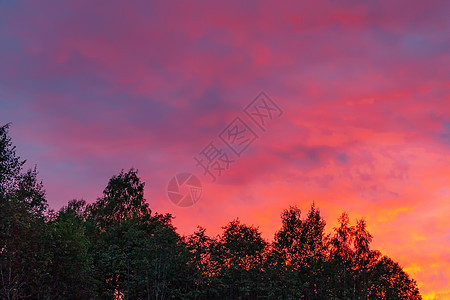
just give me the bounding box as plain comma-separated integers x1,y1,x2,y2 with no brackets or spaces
0,1,449,298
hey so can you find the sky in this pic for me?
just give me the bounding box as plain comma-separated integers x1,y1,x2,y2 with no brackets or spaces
0,0,449,298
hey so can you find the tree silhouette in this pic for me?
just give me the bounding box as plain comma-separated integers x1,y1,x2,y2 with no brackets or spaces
0,124,423,299
0,124,51,299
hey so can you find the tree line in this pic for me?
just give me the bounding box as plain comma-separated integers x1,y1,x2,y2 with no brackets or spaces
0,124,422,299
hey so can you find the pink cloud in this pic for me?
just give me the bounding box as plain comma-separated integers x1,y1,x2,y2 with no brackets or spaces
0,1,449,298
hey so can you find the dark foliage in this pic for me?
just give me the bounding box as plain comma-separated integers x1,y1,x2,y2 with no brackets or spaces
0,124,422,299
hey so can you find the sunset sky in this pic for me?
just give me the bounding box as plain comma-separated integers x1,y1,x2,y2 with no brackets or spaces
0,1,449,298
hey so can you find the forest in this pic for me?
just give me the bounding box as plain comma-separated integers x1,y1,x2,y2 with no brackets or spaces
0,124,422,299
